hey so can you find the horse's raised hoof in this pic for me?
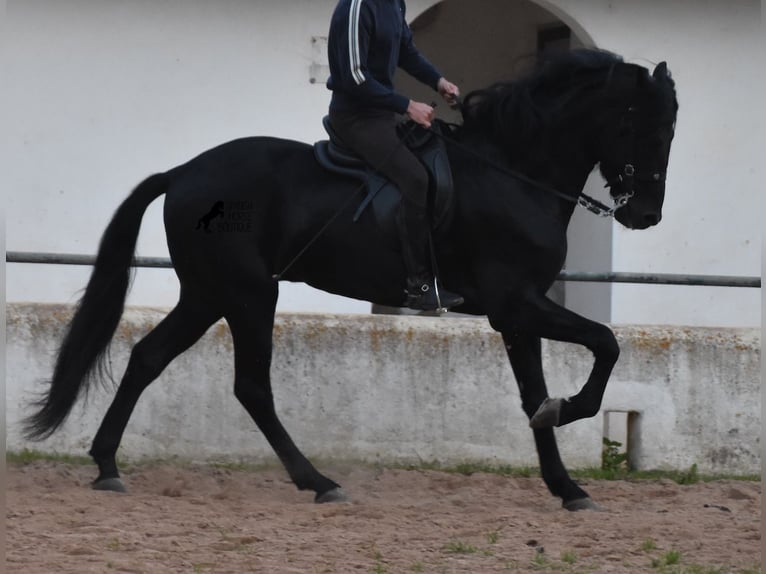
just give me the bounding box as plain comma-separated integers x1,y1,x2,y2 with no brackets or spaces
92,477,127,493
529,397,562,428
315,487,349,504
563,497,604,512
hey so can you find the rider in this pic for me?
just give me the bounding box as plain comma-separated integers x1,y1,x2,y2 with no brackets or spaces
326,0,464,311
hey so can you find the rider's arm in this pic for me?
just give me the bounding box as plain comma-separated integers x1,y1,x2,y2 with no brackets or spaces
327,2,410,114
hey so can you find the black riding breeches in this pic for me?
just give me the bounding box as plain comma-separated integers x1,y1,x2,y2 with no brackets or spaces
328,109,428,209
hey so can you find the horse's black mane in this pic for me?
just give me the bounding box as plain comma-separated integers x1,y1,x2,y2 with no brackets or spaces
459,49,632,159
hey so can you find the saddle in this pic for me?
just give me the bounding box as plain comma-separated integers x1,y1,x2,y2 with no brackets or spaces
313,116,455,241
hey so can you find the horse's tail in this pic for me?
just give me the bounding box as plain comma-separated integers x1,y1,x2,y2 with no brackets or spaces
23,173,170,440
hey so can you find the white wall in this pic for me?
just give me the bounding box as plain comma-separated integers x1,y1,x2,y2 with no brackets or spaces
4,0,761,327
3,0,369,313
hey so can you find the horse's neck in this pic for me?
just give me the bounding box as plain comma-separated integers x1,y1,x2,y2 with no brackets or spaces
515,87,616,202
509,134,598,222
454,122,599,222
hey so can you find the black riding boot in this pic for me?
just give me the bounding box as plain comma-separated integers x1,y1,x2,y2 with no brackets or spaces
397,202,464,311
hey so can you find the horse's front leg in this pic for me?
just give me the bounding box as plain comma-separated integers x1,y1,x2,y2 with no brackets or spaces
502,332,599,511
492,293,620,428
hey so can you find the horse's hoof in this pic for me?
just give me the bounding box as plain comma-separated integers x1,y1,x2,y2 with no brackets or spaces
529,397,562,428
315,487,349,504
563,497,605,512
92,477,127,493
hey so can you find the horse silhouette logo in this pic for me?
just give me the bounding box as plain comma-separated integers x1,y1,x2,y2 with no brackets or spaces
196,201,225,232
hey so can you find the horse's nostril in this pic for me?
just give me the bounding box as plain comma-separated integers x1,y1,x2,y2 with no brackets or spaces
644,212,661,226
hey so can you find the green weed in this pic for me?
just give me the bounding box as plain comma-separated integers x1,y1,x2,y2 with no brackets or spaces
675,464,699,485
6,448,92,466
602,437,628,475
8,450,757,484
561,550,577,564
531,551,549,570
641,538,657,552
396,460,535,478
664,550,682,565
444,541,479,554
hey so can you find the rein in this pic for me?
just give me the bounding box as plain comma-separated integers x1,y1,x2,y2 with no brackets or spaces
426,124,627,218
434,93,652,218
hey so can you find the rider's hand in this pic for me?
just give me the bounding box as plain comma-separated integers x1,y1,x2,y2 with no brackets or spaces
437,77,460,106
406,100,435,128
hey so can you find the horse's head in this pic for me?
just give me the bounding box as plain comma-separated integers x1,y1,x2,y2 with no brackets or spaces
459,50,678,228
599,62,678,230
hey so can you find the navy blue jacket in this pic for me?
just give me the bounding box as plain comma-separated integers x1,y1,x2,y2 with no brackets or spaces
327,0,442,114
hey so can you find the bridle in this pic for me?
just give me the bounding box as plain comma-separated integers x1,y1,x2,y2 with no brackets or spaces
427,120,635,219
594,105,666,218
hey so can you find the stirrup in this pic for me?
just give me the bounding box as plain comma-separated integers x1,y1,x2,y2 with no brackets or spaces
405,282,464,312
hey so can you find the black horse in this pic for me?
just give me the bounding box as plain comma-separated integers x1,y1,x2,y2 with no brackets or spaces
24,49,678,510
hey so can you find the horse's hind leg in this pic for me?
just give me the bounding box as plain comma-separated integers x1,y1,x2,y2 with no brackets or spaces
502,332,601,511
225,284,345,503
89,293,221,492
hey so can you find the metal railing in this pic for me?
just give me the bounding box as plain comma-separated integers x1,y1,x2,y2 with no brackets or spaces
6,250,761,288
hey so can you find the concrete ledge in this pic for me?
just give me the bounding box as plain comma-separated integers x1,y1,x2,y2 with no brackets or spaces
6,304,761,474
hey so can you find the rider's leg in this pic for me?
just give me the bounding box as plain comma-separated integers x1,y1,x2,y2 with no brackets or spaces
328,110,464,310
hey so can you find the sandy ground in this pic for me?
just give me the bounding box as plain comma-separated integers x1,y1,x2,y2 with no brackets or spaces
5,461,761,573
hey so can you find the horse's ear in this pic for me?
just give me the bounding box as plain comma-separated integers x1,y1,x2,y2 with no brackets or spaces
652,62,669,80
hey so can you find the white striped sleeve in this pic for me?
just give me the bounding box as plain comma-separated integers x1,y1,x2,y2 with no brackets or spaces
348,0,366,85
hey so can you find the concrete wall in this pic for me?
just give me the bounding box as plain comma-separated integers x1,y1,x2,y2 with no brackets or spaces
6,304,760,475
3,0,761,327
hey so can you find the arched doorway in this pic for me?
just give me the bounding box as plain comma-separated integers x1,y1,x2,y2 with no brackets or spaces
387,0,613,322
